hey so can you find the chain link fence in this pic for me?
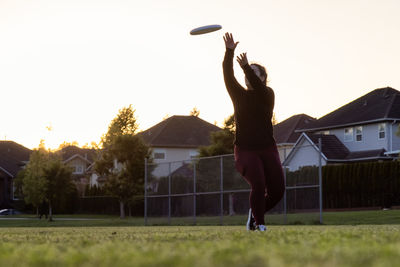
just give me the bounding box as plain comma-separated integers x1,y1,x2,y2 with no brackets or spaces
144,140,323,226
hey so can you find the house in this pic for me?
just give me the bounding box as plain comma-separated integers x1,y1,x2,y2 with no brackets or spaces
0,141,32,208
0,141,99,202
57,146,97,194
138,115,221,177
284,87,400,171
273,114,316,162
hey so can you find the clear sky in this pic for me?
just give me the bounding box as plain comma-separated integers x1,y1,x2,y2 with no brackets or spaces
1,0,400,149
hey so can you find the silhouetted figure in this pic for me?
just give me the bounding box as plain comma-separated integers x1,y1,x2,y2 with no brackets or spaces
38,200,48,220
222,32,285,231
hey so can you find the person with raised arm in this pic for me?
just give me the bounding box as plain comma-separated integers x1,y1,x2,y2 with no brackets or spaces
222,32,285,232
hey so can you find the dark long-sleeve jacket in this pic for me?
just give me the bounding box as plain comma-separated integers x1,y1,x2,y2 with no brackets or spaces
223,48,275,150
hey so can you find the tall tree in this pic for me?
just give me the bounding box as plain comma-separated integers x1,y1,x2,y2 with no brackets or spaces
95,105,151,218
21,149,49,215
19,149,74,220
199,114,235,157
43,159,74,221
102,104,138,145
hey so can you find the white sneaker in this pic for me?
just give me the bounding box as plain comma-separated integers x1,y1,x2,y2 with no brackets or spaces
246,208,255,231
255,224,267,232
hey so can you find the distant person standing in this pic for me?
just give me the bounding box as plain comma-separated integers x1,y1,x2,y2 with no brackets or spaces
222,32,285,231
38,200,48,220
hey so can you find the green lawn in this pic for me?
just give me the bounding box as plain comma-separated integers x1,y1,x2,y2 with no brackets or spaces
1,209,399,227
0,225,400,267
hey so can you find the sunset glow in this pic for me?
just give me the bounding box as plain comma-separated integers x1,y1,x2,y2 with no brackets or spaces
1,0,400,149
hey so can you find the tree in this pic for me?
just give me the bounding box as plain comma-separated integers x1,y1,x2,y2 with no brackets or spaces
95,105,151,218
272,112,278,125
102,104,139,146
13,169,26,202
197,114,241,215
199,114,235,157
58,141,79,150
21,149,49,215
42,159,74,221
190,107,200,117
19,148,74,220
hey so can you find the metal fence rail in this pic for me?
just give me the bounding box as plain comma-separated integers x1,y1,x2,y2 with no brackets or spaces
144,139,323,225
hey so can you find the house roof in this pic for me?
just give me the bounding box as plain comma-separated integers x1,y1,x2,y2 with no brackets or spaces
345,149,387,161
170,163,194,178
285,133,392,165
0,141,32,177
307,134,349,160
273,114,316,144
57,146,97,163
137,115,222,148
297,87,400,131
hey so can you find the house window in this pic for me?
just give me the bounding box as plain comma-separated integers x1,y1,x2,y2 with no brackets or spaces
74,165,84,174
154,152,166,160
153,149,166,160
378,123,386,139
355,126,363,142
344,127,353,142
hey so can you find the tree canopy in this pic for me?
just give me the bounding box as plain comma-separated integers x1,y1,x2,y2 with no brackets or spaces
198,114,235,157
101,104,138,147
95,105,151,218
20,149,48,210
190,107,200,117
16,148,75,221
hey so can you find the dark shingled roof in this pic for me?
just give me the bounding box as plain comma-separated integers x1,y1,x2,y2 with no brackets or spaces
0,141,32,177
298,87,400,131
306,134,388,161
137,116,222,148
273,114,316,144
345,149,387,160
308,134,349,160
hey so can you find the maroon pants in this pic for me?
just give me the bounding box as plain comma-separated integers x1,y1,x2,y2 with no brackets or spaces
234,144,285,225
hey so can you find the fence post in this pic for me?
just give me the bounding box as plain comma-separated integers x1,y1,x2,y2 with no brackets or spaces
220,156,224,225
283,147,287,224
193,160,197,225
318,138,323,224
144,157,148,226
168,162,171,225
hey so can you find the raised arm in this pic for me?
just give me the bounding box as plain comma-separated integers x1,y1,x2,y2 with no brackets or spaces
237,53,266,92
222,33,242,99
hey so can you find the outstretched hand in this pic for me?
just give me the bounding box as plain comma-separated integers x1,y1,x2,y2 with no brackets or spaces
236,53,248,67
223,32,239,50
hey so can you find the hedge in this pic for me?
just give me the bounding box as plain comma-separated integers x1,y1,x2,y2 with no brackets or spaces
286,161,400,209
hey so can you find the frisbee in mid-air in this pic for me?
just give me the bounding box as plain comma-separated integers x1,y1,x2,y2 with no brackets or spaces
190,24,222,35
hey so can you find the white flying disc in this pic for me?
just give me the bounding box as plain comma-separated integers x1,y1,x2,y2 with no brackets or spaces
190,24,222,35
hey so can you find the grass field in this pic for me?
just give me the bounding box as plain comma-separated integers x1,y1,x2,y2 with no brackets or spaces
1,209,400,227
1,210,400,266
1,225,400,267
